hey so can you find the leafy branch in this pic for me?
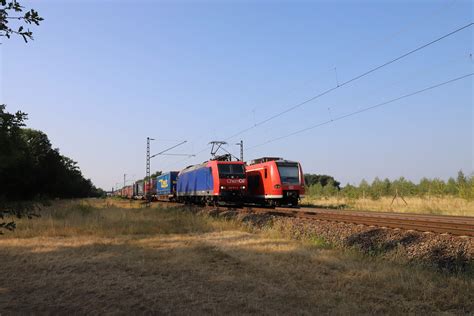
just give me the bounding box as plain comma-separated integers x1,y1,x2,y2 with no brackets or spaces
0,0,43,43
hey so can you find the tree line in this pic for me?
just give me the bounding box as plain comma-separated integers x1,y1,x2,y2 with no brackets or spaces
0,1,105,233
304,171,474,200
0,105,104,201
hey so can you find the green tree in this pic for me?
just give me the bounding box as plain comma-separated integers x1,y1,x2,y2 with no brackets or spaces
1,108,103,233
1,1,43,233
392,177,416,197
457,170,470,199
143,171,163,182
445,177,458,196
430,178,446,196
342,184,360,199
304,174,341,189
359,179,370,199
418,177,431,196
307,183,323,197
468,173,474,200
322,179,338,197
369,177,384,200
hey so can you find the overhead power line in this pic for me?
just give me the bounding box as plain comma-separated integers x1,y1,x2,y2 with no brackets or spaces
224,22,473,141
247,73,473,150
161,22,473,170
238,0,458,125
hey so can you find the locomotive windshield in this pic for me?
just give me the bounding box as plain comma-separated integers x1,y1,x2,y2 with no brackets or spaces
277,163,300,184
218,164,245,178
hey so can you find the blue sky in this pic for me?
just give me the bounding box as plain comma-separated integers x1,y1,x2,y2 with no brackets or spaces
1,0,472,190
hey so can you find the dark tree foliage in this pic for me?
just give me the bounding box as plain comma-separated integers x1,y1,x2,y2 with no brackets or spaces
1,1,46,232
0,105,103,201
304,174,341,189
0,0,43,42
143,171,162,182
0,106,103,233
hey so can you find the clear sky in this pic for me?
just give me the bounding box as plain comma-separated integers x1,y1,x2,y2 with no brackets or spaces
1,0,472,190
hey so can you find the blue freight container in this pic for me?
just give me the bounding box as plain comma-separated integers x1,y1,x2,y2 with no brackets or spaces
177,164,214,196
156,172,179,196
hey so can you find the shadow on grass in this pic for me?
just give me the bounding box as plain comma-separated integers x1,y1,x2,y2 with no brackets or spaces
1,233,472,314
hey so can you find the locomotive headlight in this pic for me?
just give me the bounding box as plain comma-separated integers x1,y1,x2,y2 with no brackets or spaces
274,184,281,189
241,185,246,189
220,186,225,190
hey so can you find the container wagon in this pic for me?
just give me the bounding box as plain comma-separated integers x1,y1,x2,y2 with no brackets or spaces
122,185,134,199
134,181,144,199
156,171,179,201
144,179,157,199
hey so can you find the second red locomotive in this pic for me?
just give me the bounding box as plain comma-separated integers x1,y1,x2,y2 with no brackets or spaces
246,157,305,206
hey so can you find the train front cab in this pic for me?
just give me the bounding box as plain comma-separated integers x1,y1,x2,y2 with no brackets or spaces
246,157,305,206
211,161,247,204
176,160,247,205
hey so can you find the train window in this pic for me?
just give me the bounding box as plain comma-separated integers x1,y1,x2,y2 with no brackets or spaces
231,164,244,174
218,164,245,175
264,168,267,179
218,164,231,174
277,163,300,184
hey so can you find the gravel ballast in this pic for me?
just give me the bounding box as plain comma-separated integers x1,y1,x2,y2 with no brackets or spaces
201,208,474,273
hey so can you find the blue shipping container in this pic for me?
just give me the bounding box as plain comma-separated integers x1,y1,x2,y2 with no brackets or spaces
156,172,179,195
177,165,214,196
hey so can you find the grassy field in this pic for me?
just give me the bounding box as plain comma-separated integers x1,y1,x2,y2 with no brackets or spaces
302,196,474,216
0,199,473,314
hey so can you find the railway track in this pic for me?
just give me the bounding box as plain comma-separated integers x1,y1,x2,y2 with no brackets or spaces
151,201,474,237
244,207,474,237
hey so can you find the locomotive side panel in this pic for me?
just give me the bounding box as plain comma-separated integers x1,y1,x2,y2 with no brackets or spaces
246,162,282,203
177,166,214,197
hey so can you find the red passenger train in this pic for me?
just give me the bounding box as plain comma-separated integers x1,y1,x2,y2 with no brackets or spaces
246,157,305,206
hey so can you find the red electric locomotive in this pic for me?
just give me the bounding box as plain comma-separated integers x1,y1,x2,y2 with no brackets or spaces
177,155,247,205
246,157,305,206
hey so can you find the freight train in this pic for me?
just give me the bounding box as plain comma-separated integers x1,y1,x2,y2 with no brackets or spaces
115,156,305,206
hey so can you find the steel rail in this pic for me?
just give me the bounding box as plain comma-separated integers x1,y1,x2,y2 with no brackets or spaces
247,207,474,237
151,201,474,237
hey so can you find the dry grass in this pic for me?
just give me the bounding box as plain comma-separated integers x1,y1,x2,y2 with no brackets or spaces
0,199,473,314
7,198,235,238
302,196,474,216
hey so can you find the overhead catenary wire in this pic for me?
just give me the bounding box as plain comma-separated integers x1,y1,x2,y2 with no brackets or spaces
328,51,472,112
224,22,473,142
151,22,473,172
227,0,459,129
246,73,473,150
